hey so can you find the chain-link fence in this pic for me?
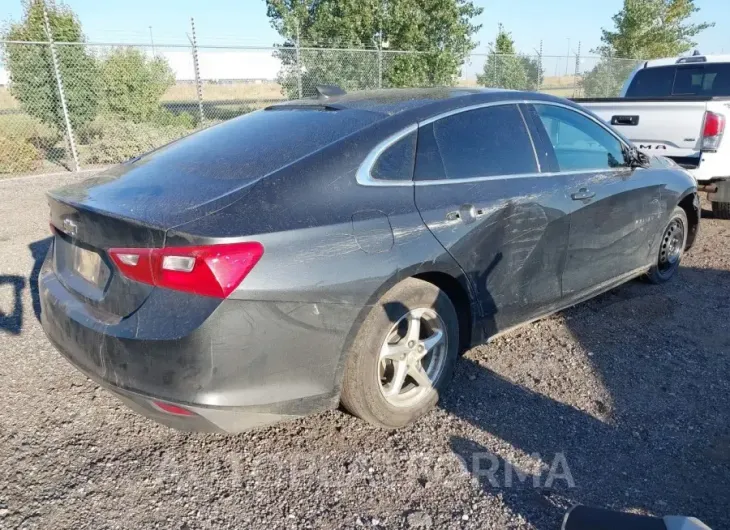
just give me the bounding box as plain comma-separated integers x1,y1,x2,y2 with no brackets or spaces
0,40,644,176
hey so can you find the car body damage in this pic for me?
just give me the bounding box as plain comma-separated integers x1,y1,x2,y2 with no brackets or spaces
40,87,698,432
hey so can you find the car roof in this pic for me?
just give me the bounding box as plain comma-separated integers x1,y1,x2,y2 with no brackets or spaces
643,54,730,68
270,87,529,116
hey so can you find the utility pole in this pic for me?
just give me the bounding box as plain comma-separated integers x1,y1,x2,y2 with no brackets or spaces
565,38,571,76
149,26,156,56
534,40,543,91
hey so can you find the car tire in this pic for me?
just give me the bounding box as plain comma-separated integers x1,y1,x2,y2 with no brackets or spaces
646,206,688,284
340,278,459,429
712,201,730,220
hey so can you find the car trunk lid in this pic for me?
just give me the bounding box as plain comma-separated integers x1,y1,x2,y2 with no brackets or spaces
47,106,383,318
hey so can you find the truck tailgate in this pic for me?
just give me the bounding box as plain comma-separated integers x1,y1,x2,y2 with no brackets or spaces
579,100,708,158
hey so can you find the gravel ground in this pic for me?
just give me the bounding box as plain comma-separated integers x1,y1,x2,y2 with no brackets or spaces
1,173,729,530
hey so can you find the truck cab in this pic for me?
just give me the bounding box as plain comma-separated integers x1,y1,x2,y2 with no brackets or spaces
577,53,730,218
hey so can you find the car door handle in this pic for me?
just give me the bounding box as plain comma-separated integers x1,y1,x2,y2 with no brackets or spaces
447,204,479,224
571,188,596,201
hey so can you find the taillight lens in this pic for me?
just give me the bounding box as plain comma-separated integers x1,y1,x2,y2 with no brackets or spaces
108,242,264,298
702,111,725,151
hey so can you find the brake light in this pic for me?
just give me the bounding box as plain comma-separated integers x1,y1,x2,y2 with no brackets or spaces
152,401,196,416
701,111,725,151
108,242,264,298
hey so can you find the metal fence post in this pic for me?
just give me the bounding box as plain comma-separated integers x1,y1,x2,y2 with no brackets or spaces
295,22,303,99
378,46,383,89
189,17,205,125
42,3,79,172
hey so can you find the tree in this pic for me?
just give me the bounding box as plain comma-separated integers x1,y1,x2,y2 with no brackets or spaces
581,0,713,97
265,0,483,98
477,24,539,91
1,0,99,131
100,48,175,123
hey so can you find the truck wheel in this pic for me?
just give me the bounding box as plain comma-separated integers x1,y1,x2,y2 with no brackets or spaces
340,278,459,429
646,206,687,284
712,201,730,219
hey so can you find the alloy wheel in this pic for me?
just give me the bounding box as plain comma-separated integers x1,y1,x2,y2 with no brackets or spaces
377,308,448,407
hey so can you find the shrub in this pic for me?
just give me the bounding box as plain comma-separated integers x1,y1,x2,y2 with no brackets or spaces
100,48,175,123
151,109,196,129
1,1,99,132
0,135,41,174
85,118,191,165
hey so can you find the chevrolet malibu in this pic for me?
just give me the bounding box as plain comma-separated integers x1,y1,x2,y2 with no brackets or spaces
40,88,699,432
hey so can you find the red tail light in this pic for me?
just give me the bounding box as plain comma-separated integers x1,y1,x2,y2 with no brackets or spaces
152,401,196,416
108,242,264,298
702,111,725,151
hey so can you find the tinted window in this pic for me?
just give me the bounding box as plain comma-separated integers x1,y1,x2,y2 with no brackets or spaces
371,131,416,181
625,66,675,97
673,64,730,96
626,63,730,97
534,104,627,171
131,107,380,182
414,104,538,181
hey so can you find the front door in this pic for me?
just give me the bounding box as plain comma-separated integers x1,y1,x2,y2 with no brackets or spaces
413,103,573,338
524,103,664,298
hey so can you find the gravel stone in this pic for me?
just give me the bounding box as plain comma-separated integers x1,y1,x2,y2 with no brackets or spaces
1,174,728,529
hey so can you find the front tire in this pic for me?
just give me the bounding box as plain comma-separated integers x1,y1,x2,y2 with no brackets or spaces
646,206,688,284
340,278,459,429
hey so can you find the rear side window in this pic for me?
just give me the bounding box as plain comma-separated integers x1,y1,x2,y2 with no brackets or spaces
371,131,416,181
414,104,537,181
533,104,627,171
132,107,380,181
626,63,730,97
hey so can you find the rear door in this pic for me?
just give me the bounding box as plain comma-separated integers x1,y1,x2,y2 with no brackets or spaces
413,103,573,338
524,103,665,298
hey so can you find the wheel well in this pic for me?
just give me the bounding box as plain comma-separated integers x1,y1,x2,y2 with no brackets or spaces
678,193,699,250
413,272,472,354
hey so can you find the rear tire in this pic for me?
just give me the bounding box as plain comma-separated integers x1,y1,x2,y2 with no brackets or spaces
340,278,459,429
712,201,730,220
646,206,688,284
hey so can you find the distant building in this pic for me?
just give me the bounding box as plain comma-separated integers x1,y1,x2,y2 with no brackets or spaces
161,50,281,82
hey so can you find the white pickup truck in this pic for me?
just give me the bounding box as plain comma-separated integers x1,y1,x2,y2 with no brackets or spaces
576,54,730,218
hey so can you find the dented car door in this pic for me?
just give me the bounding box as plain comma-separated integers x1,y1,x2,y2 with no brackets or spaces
524,103,665,298
413,103,573,338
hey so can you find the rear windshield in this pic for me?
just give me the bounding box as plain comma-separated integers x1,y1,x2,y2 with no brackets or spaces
626,63,730,98
129,107,380,180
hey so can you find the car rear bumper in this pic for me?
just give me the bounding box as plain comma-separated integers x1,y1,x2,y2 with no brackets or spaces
39,244,361,432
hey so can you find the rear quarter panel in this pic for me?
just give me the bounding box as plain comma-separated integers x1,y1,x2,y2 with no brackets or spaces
165,117,473,399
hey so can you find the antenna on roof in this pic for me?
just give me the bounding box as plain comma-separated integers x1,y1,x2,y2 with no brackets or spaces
315,85,346,99
692,49,702,56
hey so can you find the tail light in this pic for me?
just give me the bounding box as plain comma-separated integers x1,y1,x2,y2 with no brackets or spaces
108,242,264,298
701,111,725,151
151,401,196,417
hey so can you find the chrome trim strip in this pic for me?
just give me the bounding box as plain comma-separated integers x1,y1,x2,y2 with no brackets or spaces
355,124,418,187
356,98,632,187
413,167,628,186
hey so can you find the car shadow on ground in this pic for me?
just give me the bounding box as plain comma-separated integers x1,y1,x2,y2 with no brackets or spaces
28,237,53,323
0,275,26,334
438,267,730,529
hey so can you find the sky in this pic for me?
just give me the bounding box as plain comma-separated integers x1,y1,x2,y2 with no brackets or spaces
1,0,729,83
2,0,729,56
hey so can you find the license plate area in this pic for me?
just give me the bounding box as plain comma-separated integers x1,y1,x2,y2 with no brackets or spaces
74,245,102,285
53,234,111,301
